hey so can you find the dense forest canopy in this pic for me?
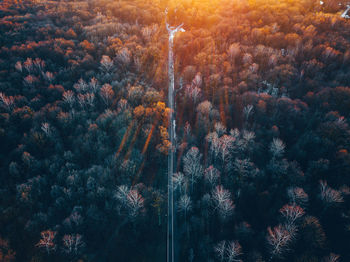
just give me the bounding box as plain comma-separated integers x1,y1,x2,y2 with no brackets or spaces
0,0,350,261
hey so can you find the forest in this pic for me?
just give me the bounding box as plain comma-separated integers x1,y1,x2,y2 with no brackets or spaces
0,0,350,261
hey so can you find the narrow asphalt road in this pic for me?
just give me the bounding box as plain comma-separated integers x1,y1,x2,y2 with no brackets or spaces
166,22,185,262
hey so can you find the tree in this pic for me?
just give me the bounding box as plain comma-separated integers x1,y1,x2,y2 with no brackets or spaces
319,180,344,206
287,187,308,207
62,234,85,255
128,85,144,106
226,241,242,262
211,185,235,221
115,185,129,206
185,84,201,103
0,238,15,262
279,204,305,225
23,58,34,73
62,90,75,108
99,55,114,73
43,71,54,83
88,77,99,93
74,78,88,93
219,135,235,163
0,93,14,111
270,138,285,159
183,147,203,192
172,172,187,194
116,48,131,66
232,158,258,182
214,241,226,262
177,194,192,220
215,122,226,137
197,100,213,117
243,104,253,122
204,165,220,188
228,43,241,62
23,75,37,87
214,240,242,262
300,216,326,249
114,185,145,219
126,189,145,217
206,132,221,159
63,210,83,229
41,122,52,137
267,225,294,259
36,230,57,254
100,84,115,106
78,93,95,109
15,61,22,72
323,253,340,262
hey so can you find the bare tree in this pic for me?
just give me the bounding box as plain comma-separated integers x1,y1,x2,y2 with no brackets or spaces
184,122,191,137
15,61,22,72
206,132,221,159
88,77,99,93
267,224,294,259
126,189,145,219
324,253,340,262
62,234,85,255
287,187,308,207
116,48,131,66
211,185,235,221
141,24,158,40
229,128,240,139
242,130,255,145
100,55,114,73
41,122,52,137
226,241,242,262
172,172,187,194
214,241,226,262
279,204,305,225
183,147,203,192
118,99,128,112
243,104,253,122
63,90,75,108
192,72,202,87
270,138,285,159
23,75,36,87
36,230,57,254
74,78,88,93
219,135,235,163
177,194,192,221
228,43,241,62
0,93,14,111
78,93,95,109
63,211,83,229
214,240,242,262
197,100,213,117
232,158,258,180
100,83,114,106
215,122,227,137
33,58,45,73
43,71,54,83
319,180,344,206
204,165,220,188
23,58,33,73
115,185,129,206
185,84,201,104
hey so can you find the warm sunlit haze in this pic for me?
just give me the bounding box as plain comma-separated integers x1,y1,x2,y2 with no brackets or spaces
0,0,350,261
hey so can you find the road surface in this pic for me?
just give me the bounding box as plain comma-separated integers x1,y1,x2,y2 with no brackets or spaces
166,22,184,262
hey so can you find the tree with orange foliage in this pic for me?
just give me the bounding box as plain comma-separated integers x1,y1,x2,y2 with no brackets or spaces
36,230,57,254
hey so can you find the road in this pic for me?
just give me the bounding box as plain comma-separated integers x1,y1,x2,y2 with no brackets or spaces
166,22,185,262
